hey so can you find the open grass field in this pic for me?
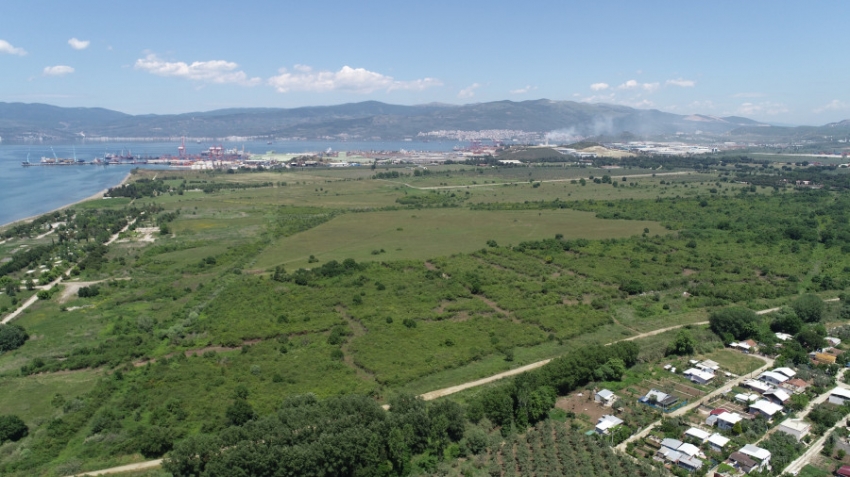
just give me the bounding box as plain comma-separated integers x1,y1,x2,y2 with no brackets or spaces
0,370,102,425
253,208,659,270
698,348,765,376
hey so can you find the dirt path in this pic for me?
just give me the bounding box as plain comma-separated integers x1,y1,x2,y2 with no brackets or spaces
2,219,136,325
380,171,692,191
70,458,163,476
336,306,377,382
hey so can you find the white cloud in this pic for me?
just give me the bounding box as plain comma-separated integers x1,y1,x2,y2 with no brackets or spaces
618,79,658,92
732,92,765,98
68,38,90,50
457,83,480,99
814,99,850,113
0,39,26,56
590,82,609,91
268,65,441,93
510,85,535,94
43,65,74,76
135,54,261,86
736,101,789,116
666,78,695,87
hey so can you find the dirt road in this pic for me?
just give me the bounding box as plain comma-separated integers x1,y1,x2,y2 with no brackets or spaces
1,219,135,325
382,171,693,191
71,459,163,477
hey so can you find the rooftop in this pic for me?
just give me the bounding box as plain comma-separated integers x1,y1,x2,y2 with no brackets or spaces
740,444,771,461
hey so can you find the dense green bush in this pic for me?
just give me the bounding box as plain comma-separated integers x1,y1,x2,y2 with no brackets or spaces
0,324,28,353
0,415,28,443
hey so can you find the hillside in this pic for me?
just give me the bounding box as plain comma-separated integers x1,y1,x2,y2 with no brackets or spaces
0,99,777,142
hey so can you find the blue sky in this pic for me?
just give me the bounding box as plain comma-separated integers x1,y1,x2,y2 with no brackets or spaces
1,1,848,125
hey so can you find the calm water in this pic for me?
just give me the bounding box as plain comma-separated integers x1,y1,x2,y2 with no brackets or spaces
0,140,461,226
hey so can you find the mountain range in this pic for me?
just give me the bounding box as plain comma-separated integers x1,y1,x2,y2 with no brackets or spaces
0,100,848,143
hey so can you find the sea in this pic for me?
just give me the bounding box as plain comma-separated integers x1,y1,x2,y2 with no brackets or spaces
0,140,462,227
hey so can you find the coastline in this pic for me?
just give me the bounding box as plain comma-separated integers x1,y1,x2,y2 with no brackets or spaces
0,171,133,230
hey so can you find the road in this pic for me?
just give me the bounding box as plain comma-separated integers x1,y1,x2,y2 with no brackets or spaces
1,219,135,325
71,459,163,477
381,171,693,191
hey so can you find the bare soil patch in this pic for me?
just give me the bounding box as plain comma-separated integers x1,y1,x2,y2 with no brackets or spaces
682,268,697,276
555,392,609,423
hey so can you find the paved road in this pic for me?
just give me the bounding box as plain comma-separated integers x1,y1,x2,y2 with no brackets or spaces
1,219,134,325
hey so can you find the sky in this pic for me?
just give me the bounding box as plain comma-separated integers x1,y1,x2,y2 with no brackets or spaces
1,1,849,125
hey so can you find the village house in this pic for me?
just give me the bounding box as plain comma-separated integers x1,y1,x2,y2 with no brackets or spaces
762,388,791,406
743,379,772,394
757,371,790,386
708,411,744,431
777,419,811,441
828,388,850,406
707,433,730,452
594,389,617,406
595,415,624,435
749,399,783,420
683,368,715,385
738,444,771,472
783,378,809,394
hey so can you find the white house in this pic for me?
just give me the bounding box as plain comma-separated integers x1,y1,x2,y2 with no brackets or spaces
677,443,701,458
758,371,790,386
697,360,720,372
684,427,711,443
828,388,850,405
775,332,793,341
777,419,811,441
750,400,783,420
739,444,771,471
684,368,715,385
743,379,772,394
826,337,842,346
772,367,796,379
763,389,791,406
715,412,743,431
595,415,624,435
707,433,730,452
595,389,616,406
735,393,760,404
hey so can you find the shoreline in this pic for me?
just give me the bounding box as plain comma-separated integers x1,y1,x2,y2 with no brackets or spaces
0,171,133,230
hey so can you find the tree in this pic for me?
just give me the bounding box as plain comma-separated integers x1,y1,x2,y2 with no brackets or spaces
0,324,28,353
796,327,827,351
770,307,803,334
225,399,255,426
709,307,760,341
792,294,825,323
136,426,174,458
0,414,28,443
667,329,696,355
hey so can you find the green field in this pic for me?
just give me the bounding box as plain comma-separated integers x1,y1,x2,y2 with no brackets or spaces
254,208,658,270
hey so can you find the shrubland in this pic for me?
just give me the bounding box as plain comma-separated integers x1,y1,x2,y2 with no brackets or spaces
2,162,850,474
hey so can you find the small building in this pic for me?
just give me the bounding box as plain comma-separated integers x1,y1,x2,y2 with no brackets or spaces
595,415,624,435
735,393,760,404
763,389,790,406
750,399,783,420
739,444,771,472
758,371,790,386
707,433,730,452
775,332,793,342
772,367,796,379
730,341,753,352
826,337,842,347
777,419,811,441
660,438,684,452
684,427,711,443
829,388,850,405
729,451,759,474
641,389,679,409
783,378,810,394
677,455,703,472
836,465,850,477
684,368,715,385
743,379,772,394
697,359,720,372
714,411,744,431
677,442,701,457
595,389,617,406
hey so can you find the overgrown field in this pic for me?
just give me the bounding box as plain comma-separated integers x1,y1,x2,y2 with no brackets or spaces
3,159,850,475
